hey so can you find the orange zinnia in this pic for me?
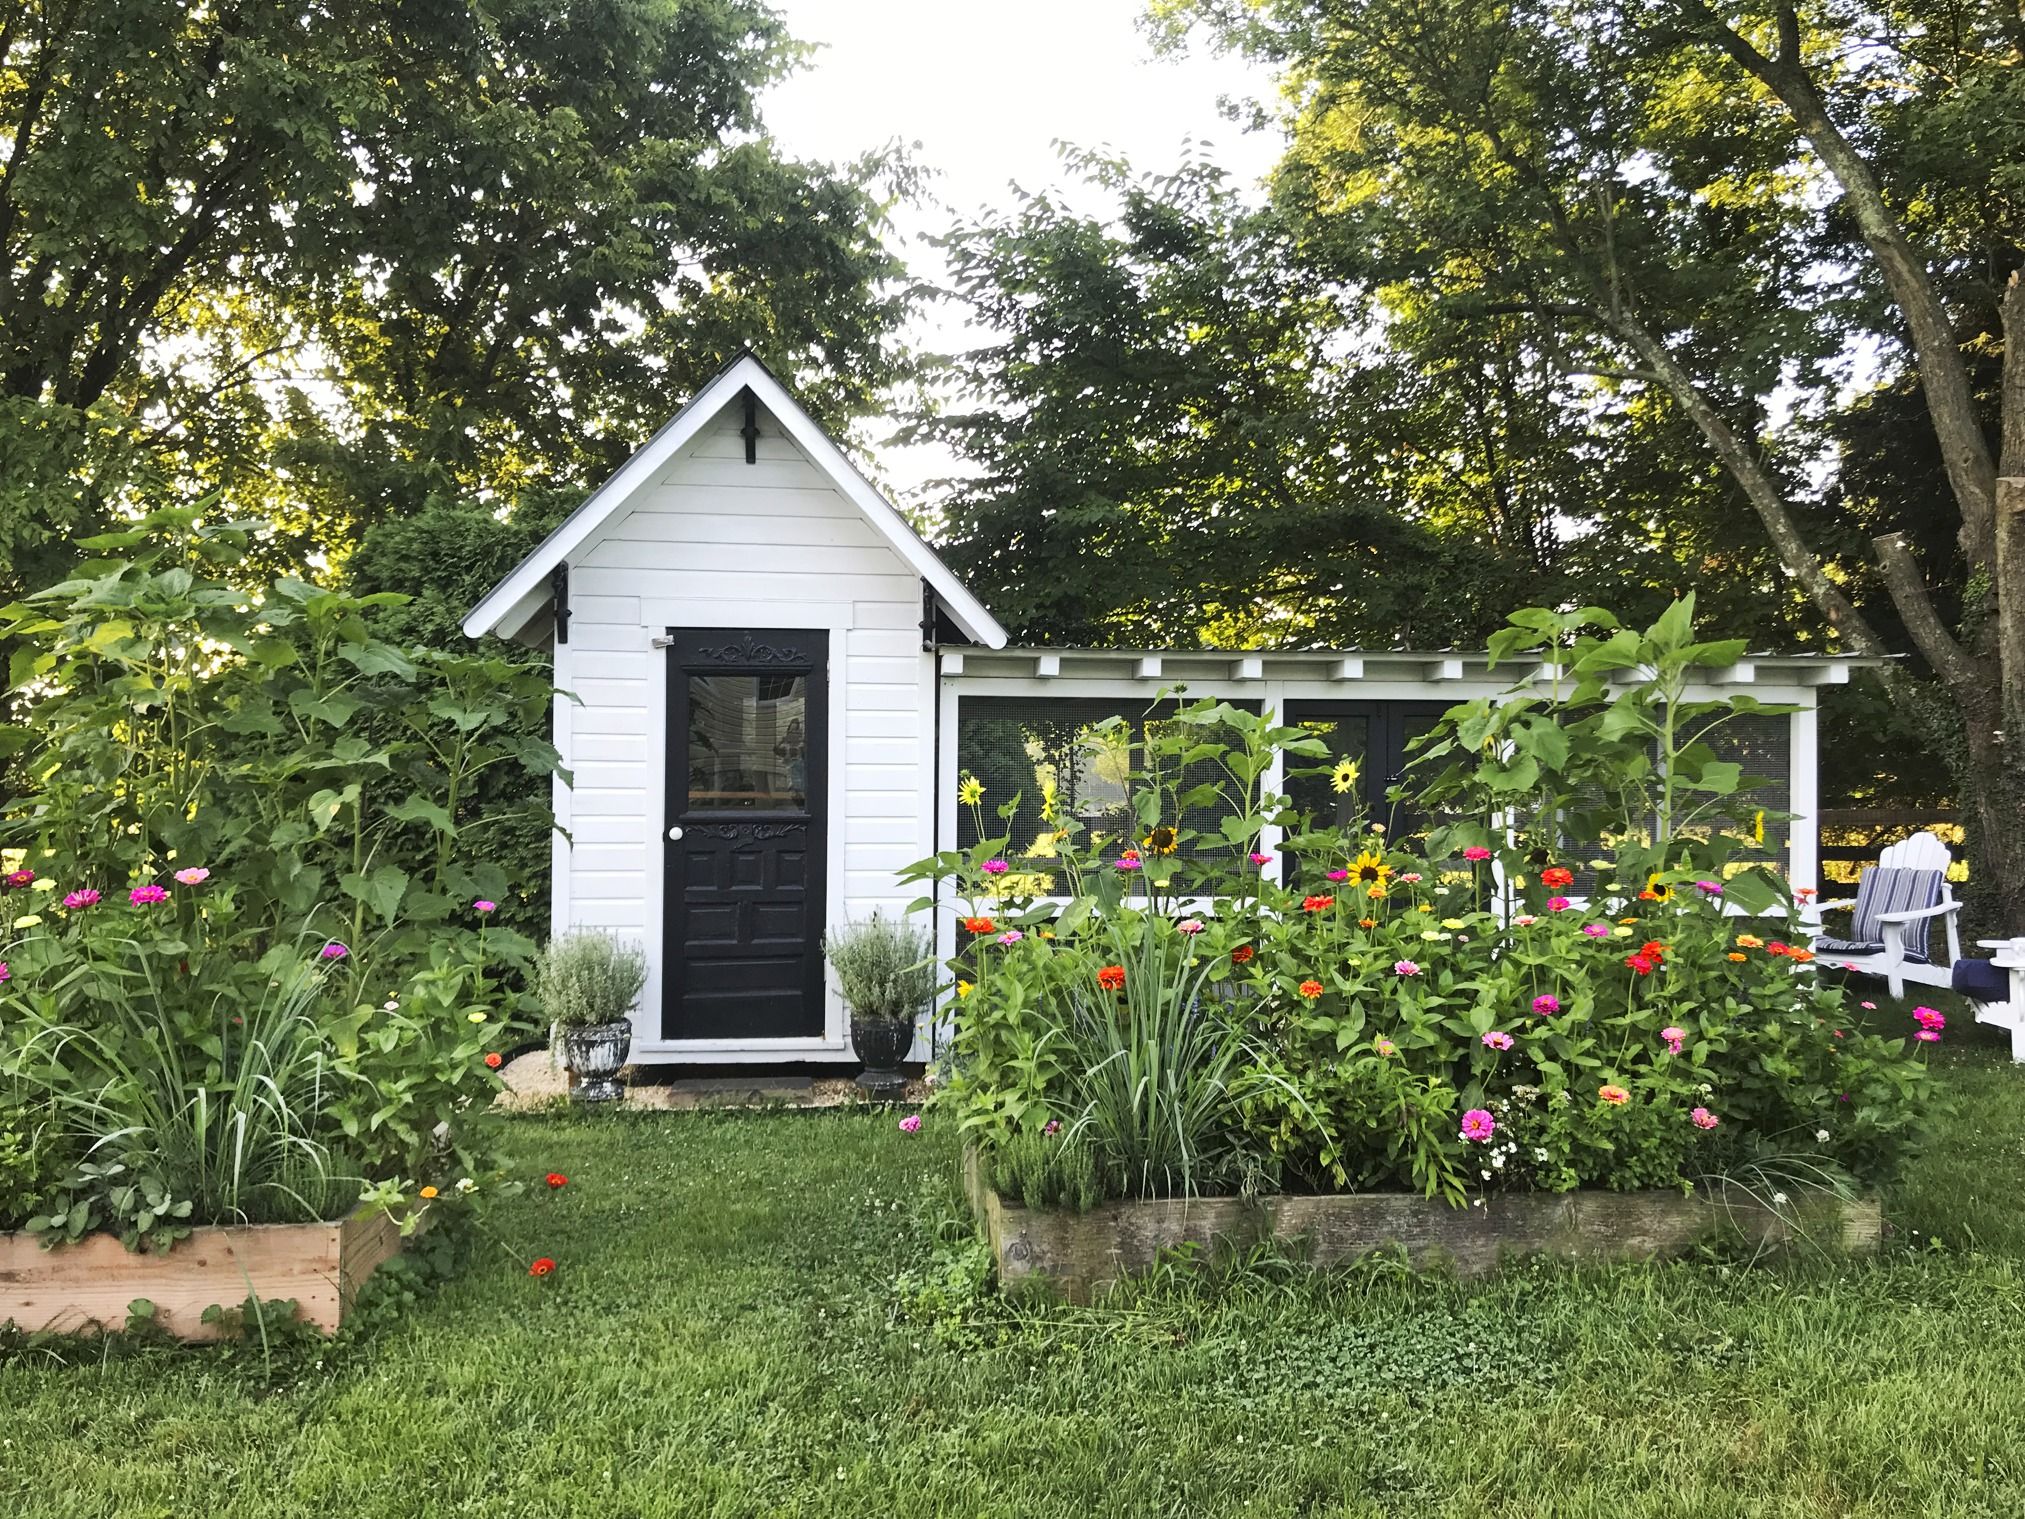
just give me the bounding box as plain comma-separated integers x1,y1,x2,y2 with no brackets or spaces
1302,894,1335,913
1097,965,1126,991
1541,866,1575,889
1359,917,1377,929
1727,952,1748,962
1598,1085,1630,1106
962,916,996,936
1786,947,1815,964
1231,944,1255,964
1298,979,1324,999
529,1256,556,1277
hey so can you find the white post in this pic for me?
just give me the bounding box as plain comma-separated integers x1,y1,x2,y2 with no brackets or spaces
1789,699,1820,892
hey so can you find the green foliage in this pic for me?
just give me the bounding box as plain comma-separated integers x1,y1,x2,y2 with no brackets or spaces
533,932,648,1031
985,1123,1104,1213
823,912,935,1023
916,607,1934,1207
0,1,916,588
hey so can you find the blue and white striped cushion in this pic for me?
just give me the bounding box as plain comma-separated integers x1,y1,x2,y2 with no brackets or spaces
1829,866,1943,966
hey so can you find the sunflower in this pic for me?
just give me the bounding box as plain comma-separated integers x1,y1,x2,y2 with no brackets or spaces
1642,873,1672,901
957,774,985,806
1346,850,1392,885
1751,809,1766,846
1329,758,1361,795
1142,826,1178,856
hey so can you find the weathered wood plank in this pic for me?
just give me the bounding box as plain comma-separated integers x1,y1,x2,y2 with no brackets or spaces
963,1153,1882,1302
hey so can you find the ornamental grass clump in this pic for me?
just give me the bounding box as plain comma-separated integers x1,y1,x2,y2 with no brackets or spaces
534,932,648,1029
823,913,935,1022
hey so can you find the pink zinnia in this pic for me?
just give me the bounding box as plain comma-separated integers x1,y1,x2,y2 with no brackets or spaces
1114,857,1142,872
1531,994,1561,1015
1580,923,1608,938
1463,846,1492,862
1399,872,1423,884
1042,1119,1061,1137
1460,1108,1496,1142
1689,1107,1719,1130
1249,852,1273,866
0,961,9,983
997,930,1024,945
1914,1029,1941,1044
1694,880,1722,897
129,884,168,905
1393,960,1420,976
1513,914,1538,927
1326,868,1349,882
898,1114,922,1134
3,869,33,889
980,859,1009,876
1482,1030,1514,1051
474,898,498,914
1546,896,1571,912
320,942,349,960
174,867,210,886
1912,1007,1945,1032
62,888,100,910
1176,918,1204,935
1660,1025,1686,1055
1860,1000,1877,1010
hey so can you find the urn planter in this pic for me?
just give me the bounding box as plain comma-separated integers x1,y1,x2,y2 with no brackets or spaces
849,1014,914,1098
0,1206,410,1340
962,1151,1881,1303
560,1018,633,1103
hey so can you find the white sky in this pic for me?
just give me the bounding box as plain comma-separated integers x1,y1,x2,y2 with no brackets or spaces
759,1,1286,497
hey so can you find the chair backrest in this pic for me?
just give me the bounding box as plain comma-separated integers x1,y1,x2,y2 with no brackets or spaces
1877,829,1954,876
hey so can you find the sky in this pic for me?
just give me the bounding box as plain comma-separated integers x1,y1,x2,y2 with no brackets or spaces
759,1,1287,495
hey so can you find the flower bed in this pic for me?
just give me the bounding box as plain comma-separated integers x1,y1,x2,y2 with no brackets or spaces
0,1205,408,1340
907,603,1936,1267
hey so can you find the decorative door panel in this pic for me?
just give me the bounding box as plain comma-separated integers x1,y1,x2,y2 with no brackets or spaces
663,631,828,1040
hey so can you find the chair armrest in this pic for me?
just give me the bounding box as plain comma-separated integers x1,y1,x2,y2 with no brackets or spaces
1875,902,1960,924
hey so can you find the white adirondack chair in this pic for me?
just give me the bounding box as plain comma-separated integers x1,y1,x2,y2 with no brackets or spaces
1807,830,1963,999
1956,939,2025,1063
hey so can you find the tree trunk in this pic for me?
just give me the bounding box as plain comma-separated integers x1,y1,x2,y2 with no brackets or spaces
1951,674,2025,937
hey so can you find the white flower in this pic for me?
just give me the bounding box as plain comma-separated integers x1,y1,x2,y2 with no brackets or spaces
1815,1129,1830,1143
1533,1148,1549,1162
454,1177,477,1195
1480,1168,1492,1180
1772,1191,1789,1206
1492,1152,1506,1168
383,1000,400,1012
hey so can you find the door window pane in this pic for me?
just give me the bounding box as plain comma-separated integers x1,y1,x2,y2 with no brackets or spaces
687,673,809,811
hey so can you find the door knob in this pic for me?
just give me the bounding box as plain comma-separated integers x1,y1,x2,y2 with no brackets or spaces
667,826,684,841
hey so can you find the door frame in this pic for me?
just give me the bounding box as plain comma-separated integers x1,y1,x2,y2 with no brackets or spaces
661,628,830,1043
1283,698,1456,834
633,606,851,1059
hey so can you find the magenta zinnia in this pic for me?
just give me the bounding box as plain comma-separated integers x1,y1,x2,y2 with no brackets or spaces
1460,1108,1496,1142
129,884,168,905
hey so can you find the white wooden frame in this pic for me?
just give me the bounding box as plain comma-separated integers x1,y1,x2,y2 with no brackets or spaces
1970,938,2025,1063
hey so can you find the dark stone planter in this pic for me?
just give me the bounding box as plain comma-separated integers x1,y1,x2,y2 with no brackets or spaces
849,1013,914,1098
559,1018,633,1103
961,1151,1881,1302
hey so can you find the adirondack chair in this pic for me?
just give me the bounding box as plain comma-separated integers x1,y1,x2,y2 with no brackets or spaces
1806,830,1963,999
1954,939,2025,1063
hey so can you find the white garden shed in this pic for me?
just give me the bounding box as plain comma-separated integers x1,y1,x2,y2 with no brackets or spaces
466,353,1867,1067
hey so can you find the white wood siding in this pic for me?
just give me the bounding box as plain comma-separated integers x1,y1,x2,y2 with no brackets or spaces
561,402,934,1061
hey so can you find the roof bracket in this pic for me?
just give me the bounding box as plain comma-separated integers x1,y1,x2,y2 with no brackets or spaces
550,562,570,644
740,386,760,464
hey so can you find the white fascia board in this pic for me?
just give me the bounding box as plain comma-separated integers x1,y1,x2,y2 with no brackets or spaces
463,354,1009,649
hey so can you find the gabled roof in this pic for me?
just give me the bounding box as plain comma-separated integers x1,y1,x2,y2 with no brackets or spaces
462,352,1008,647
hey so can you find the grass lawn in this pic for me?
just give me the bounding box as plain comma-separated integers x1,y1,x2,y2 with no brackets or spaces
5,999,2025,1517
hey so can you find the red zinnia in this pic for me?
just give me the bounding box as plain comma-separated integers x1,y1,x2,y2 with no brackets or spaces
1096,965,1126,991
546,1173,568,1189
1541,866,1575,889
961,916,996,936
1639,941,1667,961
1765,941,1791,957
1231,945,1255,964
529,1257,556,1277
1625,954,1655,975
484,1051,503,1070
1301,894,1335,913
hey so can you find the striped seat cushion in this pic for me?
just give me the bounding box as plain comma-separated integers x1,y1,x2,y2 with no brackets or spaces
1825,866,1944,966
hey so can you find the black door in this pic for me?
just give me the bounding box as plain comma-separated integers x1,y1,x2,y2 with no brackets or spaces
663,629,828,1040
1285,700,1454,838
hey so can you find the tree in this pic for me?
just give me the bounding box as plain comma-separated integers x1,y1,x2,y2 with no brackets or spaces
0,0,913,590
1161,0,2025,928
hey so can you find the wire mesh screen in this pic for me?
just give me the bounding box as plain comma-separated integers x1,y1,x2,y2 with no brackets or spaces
954,696,1259,865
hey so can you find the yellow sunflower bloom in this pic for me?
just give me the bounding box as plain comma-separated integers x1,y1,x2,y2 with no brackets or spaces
957,775,985,806
1347,851,1393,885
1330,758,1361,795
1643,873,1672,901
1143,826,1178,856
956,979,974,999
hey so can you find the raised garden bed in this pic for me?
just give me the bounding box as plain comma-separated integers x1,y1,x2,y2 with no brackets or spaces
0,1207,407,1340
962,1153,1882,1302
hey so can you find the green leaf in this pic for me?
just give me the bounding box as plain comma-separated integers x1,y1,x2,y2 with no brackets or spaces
339,863,410,921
